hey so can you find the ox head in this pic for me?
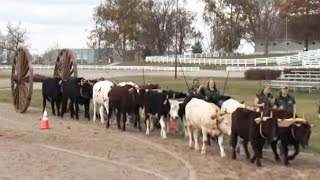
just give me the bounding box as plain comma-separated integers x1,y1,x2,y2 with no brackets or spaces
216,110,232,135
79,78,94,99
255,116,279,142
168,99,182,120
293,122,312,148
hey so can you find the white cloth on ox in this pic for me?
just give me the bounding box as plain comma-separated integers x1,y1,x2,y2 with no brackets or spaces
221,98,245,114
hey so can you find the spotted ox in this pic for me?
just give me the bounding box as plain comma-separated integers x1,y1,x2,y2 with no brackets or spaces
143,90,182,138
92,80,114,124
185,98,231,157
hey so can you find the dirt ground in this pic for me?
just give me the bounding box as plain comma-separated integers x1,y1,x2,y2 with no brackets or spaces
0,103,319,180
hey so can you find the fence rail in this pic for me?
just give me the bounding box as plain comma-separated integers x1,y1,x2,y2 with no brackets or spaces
0,65,200,72
146,49,320,67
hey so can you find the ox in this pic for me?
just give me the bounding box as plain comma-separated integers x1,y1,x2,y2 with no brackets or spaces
107,85,137,131
92,80,114,124
42,77,62,116
143,90,182,138
60,77,93,120
185,98,231,157
270,109,312,165
231,107,278,167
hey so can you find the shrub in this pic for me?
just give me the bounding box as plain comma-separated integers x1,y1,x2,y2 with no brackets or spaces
244,69,282,80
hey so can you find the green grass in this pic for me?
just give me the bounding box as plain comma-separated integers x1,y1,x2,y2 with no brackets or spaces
0,76,319,153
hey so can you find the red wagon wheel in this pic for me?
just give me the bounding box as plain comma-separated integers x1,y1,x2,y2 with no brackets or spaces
53,49,77,79
11,47,34,113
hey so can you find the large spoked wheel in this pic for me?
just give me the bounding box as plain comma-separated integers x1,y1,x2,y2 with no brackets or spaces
11,47,34,113
53,49,77,79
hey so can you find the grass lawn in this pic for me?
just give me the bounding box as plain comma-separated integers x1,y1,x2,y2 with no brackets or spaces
0,76,319,153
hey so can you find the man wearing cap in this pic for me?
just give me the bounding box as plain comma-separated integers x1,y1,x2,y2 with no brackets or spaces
188,78,201,95
274,85,296,117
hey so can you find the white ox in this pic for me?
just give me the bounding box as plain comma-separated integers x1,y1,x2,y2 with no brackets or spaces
185,98,231,157
221,98,246,114
92,80,114,124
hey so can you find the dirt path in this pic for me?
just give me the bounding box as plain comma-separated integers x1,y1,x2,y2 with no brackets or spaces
0,103,319,180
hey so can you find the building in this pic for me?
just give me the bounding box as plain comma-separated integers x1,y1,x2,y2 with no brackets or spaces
48,48,107,65
254,39,320,54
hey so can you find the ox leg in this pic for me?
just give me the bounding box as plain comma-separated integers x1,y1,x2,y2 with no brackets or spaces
250,142,260,166
69,100,74,119
183,116,188,139
201,129,208,155
253,141,264,167
74,99,79,120
116,111,121,129
159,116,167,139
56,99,61,116
217,135,226,157
50,100,56,116
288,143,299,161
193,129,200,152
146,117,150,135
231,132,238,160
150,117,155,132
60,96,67,118
242,140,251,160
187,125,193,149
93,102,97,123
122,112,126,131
84,102,90,120
106,107,112,128
166,120,170,135
42,96,47,115
271,141,280,162
99,106,105,125
282,142,290,165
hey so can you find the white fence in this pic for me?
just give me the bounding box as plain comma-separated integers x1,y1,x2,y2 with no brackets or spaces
146,54,301,66
0,65,200,72
225,49,320,71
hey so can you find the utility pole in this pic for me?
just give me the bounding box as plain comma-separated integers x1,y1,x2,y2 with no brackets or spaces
285,15,288,52
174,0,178,79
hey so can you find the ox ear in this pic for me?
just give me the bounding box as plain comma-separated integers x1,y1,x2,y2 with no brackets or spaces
58,80,62,85
296,123,301,127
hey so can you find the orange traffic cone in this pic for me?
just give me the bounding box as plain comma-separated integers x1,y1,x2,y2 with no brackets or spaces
41,108,50,129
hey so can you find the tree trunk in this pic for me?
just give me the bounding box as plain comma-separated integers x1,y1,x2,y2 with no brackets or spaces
264,35,269,55
122,34,126,62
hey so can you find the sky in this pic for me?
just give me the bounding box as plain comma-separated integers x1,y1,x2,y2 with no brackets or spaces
0,0,254,55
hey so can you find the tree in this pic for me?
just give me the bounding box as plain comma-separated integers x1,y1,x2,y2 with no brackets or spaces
203,0,245,53
91,0,144,61
279,0,320,50
0,22,27,51
191,41,203,53
241,0,281,54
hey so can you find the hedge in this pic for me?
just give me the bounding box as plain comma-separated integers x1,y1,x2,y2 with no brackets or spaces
244,69,282,80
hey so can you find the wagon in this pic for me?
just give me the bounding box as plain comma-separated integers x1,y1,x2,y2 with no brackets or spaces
11,47,77,113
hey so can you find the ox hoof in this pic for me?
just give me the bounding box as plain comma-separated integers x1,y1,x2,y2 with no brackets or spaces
201,150,206,155
220,153,226,158
146,131,150,136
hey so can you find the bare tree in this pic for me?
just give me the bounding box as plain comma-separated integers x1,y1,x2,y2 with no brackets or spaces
0,22,27,51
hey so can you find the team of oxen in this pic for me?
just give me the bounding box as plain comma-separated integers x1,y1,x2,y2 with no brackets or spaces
41,76,312,167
